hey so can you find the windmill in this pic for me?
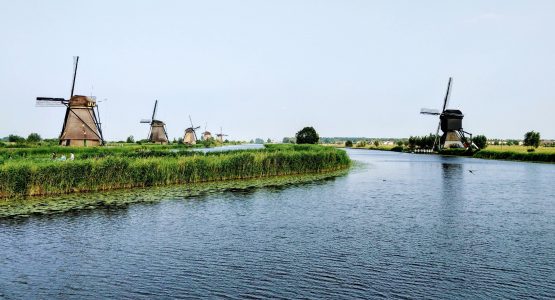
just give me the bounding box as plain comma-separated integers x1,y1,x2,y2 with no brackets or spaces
216,127,229,143
36,56,104,146
140,100,169,144
183,116,200,144
201,122,213,140
420,77,475,150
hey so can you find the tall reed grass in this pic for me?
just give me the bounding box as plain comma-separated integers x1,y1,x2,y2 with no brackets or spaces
0,145,350,198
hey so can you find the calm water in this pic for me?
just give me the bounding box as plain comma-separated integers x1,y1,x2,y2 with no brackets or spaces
1,149,554,299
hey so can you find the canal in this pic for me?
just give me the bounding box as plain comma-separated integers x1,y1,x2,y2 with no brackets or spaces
1,149,554,298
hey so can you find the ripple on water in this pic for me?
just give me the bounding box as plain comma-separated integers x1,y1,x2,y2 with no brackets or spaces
1,150,554,299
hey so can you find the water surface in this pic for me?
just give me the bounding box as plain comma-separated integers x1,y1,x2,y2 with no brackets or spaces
1,149,554,299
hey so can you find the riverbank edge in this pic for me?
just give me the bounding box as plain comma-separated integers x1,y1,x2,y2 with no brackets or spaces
0,167,351,218
0,146,351,198
341,146,555,163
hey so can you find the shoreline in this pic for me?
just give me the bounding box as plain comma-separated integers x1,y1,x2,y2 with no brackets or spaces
0,167,350,218
0,144,351,198
341,146,555,164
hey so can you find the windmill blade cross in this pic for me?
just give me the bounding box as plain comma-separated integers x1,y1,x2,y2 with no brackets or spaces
152,100,158,121
442,77,453,112
420,108,440,115
140,119,152,124
70,56,79,98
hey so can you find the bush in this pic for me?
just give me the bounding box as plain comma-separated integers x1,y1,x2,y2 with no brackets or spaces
8,135,25,143
295,127,319,144
473,135,487,149
345,140,353,147
27,133,42,143
391,146,403,152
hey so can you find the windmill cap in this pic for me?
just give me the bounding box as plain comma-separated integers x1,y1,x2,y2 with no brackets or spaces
441,109,464,118
69,95,96,106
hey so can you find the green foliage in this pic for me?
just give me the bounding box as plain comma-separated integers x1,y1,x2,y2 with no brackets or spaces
355,140,367,147
201,137,217,148
408,134,436,150
295,127,319,144
474,150,555,162
373,140,380,147
0,145,350,198
8,135,25,143
524,131,541,148
345,140,353,147
391,146,404,152
254,138,264,144
27,133,42,143
440,148,473,156
282,137,295,144
126,135,135,143
473,135,487,149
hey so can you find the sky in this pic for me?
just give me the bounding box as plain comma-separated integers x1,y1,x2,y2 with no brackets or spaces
1,0,554,141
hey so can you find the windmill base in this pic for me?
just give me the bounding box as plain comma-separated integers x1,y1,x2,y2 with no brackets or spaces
440,131,467,149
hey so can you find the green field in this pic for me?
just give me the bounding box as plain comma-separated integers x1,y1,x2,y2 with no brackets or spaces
0,144,351,198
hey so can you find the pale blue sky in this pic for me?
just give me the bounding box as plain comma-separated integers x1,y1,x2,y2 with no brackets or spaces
1,0,554,141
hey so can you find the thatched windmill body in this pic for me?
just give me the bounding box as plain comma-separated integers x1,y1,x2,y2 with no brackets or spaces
36,56,104,146
216,127,229,143
201,123,213,140
420,77,474,150
140,100,169,144
183,116,200,145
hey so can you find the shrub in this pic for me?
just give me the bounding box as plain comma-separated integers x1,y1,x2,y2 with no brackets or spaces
473,135,487,149
345,140,353,147
27,133,42,143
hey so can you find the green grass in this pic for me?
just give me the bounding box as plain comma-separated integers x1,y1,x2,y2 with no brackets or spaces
473,149,555,163
0,144,350,198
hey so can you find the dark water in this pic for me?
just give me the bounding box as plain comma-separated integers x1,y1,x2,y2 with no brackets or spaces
1,149,554,299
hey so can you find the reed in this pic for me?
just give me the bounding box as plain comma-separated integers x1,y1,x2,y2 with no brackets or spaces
0,145,350,198
473,150,555,163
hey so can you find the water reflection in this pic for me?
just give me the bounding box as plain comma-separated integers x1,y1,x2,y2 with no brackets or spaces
1,151,554,299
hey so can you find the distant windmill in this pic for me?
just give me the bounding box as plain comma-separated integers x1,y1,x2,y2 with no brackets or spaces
140,100,169,144
216,127,229,143
420,77,475,150
36,56,104,146
201,122,213,140
183,116,200,144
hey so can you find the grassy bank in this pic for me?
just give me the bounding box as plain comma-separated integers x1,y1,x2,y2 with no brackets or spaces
473,149,555,163
0,144,350,198
0,167,349,218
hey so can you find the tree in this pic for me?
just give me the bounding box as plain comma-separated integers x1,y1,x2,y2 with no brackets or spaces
345,140,353,147
27,133,42,143
524,131,541,148
282,137,295,144
8,135,25,143
126,135,135,143
473,135,487,149
267,138,272,143
255,138,264,144
373,140,380,147
295,127,319,144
